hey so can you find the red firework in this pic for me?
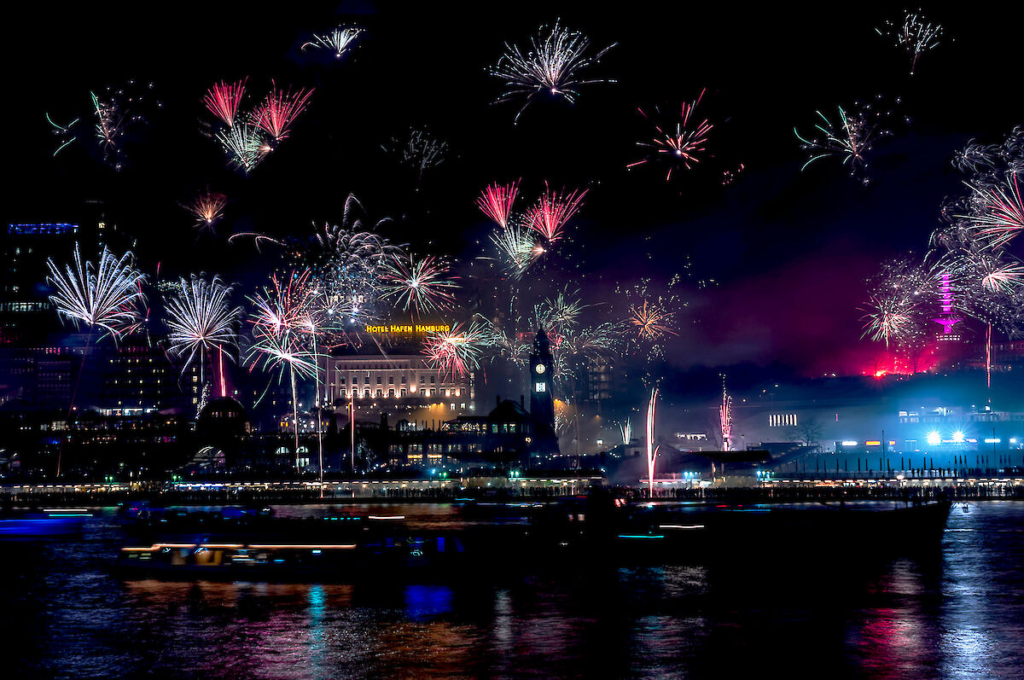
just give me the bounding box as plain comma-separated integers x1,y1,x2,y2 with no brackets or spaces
252,82,314,141
628,89,713,181
476,179,521,228
203,78,248,128
525,182,588,243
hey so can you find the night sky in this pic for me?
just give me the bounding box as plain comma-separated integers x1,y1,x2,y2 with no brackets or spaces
6,2,1020,383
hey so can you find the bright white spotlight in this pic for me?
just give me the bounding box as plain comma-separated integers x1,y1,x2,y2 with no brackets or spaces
926,431,941,446
952,430,965,444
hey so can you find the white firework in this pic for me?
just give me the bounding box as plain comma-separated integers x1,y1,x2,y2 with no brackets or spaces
488,20,617,124
302,26,365,59
46,243,146,341
164,274,243,379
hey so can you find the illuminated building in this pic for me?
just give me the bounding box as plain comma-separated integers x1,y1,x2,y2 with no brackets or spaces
318,322,476,425
2,222,82,343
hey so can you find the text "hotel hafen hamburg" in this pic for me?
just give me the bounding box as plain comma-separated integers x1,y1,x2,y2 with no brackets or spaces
364,324,452,334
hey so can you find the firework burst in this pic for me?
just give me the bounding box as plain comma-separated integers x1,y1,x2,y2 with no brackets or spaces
860,256,934,348
382,128,448,188
46,244,147,341
876,9,944,75
302,26,365,59
488,20,617,124
629,300,677,341
526,182,588,243
534,287,585,335
252,83,313,142
795,98,897,182
203,78,248,128
931,128,1024,340
422,322,485,380
861,292,919,347
490,216,543,279
216,122,270,172
477,180,521,228
381,254,459,316
248,271,318,338
165,274,243,380
183,190,228,231
311,195,403,324
628,90,713,181
964,175,1023,250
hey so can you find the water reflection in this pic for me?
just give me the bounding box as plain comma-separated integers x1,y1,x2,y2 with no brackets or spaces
1,502,1022,678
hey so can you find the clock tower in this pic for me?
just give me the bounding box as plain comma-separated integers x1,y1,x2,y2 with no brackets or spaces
529,328,557,452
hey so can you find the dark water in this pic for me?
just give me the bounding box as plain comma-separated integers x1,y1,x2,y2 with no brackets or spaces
2,502,1022,679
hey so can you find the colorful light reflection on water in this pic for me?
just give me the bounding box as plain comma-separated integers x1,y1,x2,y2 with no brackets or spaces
0,502,1021,678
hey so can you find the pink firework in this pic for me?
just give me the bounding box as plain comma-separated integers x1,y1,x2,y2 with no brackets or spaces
421,323,483,380
203,78,248,128
252,83,314,141
381,254,459,317
719,390,733,451
628,89,712,181
525,182,588,243
476,179,521,228
248,270,316,338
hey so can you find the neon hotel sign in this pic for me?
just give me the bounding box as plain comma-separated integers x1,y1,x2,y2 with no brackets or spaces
364,323,451,334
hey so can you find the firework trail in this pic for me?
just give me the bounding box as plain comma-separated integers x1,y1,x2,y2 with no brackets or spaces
795,98,897,182
646,388,659,496
422,322,486,380
302,26,365,59
203,78,248,128
183,190,228,231
227,232,284,252
526,182,588,243
252,82,313,141
628,89,713,181
488,20,617,124
216,122,270,172
876,9,944,75
165,274,243,386
247,271,321,470
619,417,632,445
477,180,521,228
381,254,459,317
46,113,79,156
720,386,733,451
46,244,147,341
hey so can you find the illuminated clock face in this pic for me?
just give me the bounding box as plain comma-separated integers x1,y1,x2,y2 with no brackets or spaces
535,364,546,375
